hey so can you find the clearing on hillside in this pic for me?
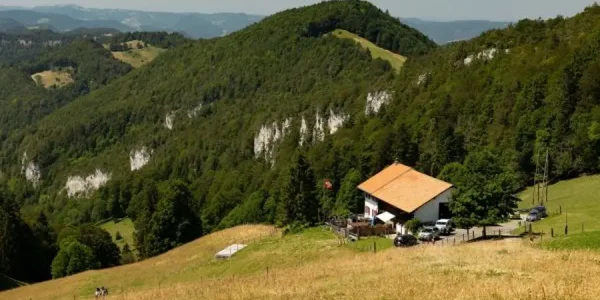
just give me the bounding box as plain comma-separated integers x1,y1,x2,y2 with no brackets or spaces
332,29,407,72
31,69,74,88
98,218,135,251
110,40,165,68
516,175,600,236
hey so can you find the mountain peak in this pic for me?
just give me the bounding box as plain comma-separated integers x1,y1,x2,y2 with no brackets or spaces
249,0,436,56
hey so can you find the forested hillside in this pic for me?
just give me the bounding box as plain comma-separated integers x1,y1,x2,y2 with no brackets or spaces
395,4,600,180
0,32,132,163
3,0,600,289
0,30,185,288
0,0,434,270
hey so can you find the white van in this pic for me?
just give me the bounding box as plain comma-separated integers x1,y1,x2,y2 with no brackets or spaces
435,219,454,235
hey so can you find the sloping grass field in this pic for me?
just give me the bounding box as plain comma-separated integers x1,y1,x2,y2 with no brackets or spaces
31,69,74,88
516,175,600,239
98,218,135,250
6,223,600,300
112,45,165,68
332,29,407,72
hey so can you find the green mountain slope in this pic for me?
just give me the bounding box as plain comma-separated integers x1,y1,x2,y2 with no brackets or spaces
9,1,600,233
0,31,185,210
390,5,600,178
6,1,434,228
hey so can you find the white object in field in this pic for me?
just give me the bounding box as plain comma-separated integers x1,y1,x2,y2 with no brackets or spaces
215,244,247,259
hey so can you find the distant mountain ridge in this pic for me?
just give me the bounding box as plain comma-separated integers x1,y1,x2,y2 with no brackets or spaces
402,18,510,44
0,5,509,42
0,5,262,38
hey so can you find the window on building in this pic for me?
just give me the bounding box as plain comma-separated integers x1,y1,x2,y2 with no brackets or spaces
365,206,370,216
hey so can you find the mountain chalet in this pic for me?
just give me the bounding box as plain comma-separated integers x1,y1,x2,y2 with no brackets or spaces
357,163,453,234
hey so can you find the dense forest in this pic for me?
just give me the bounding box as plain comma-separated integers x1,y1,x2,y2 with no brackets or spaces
2,0,600,288
0,29,183,286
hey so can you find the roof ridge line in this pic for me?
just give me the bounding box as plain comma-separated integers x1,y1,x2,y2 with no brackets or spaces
370,165,413,195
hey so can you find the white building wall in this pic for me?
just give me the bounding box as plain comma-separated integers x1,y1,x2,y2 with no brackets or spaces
364,195,378,218
413,189,452,223
396,223,407,234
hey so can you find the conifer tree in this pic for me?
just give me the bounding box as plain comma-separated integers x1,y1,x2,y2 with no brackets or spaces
282,153,318,226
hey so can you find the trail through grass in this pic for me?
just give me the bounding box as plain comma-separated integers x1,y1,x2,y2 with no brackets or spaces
332,29,407,72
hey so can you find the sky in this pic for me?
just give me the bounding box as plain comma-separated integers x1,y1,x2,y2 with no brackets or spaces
0,0,597,21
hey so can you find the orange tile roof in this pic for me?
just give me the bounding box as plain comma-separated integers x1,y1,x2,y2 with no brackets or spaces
357,163,453,213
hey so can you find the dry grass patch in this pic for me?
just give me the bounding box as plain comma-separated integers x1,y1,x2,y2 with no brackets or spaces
6,226,600,300
31,68,74,88
1,225,277,300
332,29,407,72
111,44,165,68
116,240,600,300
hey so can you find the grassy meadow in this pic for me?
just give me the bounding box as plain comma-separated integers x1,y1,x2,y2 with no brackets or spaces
544,231,600,250
31,69,74,88
6,223,600,300
515,175,600,238
98,218,135,250
111,45,165,68
332,29,407,72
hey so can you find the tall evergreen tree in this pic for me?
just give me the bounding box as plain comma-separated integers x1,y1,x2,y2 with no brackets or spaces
335,169,363,216
138,180,202,258
0,197,24,279
29,212,57,281
282,153,318,226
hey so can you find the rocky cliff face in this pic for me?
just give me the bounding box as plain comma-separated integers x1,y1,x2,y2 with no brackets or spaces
65,169,111,198
130,147,152,171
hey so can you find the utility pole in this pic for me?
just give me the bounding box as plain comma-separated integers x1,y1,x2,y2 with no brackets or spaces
544,150,549,203
533,149,541,205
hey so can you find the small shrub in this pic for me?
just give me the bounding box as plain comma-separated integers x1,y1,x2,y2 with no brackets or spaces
121,243,136,265
283,222,307,235
404,218,422,235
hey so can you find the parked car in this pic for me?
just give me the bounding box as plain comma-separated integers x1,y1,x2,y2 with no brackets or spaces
532,205,548,218
418,226,441,241
394,234,418,247
435,219,454,235
526,211,540,222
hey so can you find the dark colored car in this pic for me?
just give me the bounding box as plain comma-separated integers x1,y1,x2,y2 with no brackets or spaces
526,211,540,222
533,206,548,218
394,234,418,247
